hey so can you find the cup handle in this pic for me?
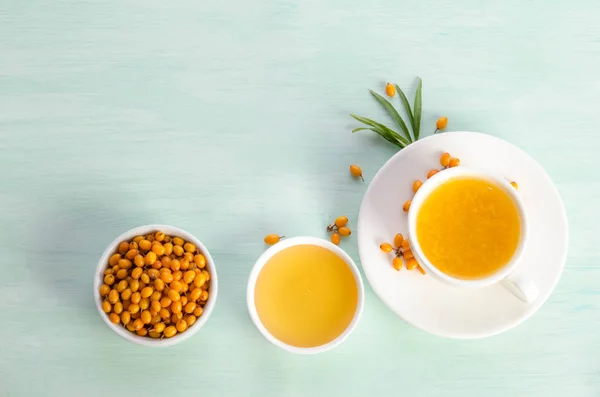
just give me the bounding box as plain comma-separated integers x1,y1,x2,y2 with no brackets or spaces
501,273,539,303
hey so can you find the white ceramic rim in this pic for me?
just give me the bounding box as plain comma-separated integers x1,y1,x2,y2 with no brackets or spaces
407,166,529,288
93,224,218,347
246,236,365,354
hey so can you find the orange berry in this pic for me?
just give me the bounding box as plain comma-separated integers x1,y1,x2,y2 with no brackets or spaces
264,234,283,245
440,152,451,167
427,169,439,179
338,227,351,237
393,234,404,248
401,239,410,251
350,164,364,181
392,257,402,271
436,116,448,130
449,158,460,168
385,83,396,97
403,250,414,260
331,233,341,245
334,216,348,228
416,264,426,275
405,258,418,270
380,243,393,253
403,200,412,212
413,180,423,193
510,181,518,190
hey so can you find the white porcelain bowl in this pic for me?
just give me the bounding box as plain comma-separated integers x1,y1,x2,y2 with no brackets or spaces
247,236,364,354
93,225,218,347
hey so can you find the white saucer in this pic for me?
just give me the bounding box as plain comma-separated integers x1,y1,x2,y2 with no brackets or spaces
357,131,568,339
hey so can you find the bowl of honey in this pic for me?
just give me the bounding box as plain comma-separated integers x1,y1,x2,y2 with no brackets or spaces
247,236,364,354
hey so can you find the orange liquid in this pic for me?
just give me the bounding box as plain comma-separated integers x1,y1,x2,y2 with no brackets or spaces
254,245,358,348
416,177,521,279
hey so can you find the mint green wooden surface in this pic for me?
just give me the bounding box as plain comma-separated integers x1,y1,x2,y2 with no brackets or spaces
1,0,598,396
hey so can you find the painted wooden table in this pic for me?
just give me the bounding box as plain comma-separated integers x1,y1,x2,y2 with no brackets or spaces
1,1,599,396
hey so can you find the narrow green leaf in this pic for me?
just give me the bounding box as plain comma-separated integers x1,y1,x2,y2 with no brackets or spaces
350,114,410,146
413,78,422,140
350,115,407,147
395,84,415,140
369,90,412,142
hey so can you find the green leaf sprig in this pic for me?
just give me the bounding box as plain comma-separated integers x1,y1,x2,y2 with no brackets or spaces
351,77,423,148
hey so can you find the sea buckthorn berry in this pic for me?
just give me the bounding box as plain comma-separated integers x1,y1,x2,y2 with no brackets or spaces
173,245,183,256
180,295,188,305
338,227,352,237
144,251,157,265
132,318,144,331
190,288,202,301
350,164,364,181
126,249,138,260
145,234,154,242
184,270,196,283
449,158,460,168
183,252,194,263
141,286,153,299
150,300,161,314
138,239,151,251
159,308,170,320
427,169,439,179
141,310,152,325
436,116,448,131
168,289,181,302
109,313,120,324
403,250,414,260
99,284,110,297
108,289,119,304
104,274,115,285
194,273,206,288
184,302,196,314
154,232,165,242
136,328,148,337
163,242,173,256
405,258,418,270
171,312,183,323
131,292,141,304
385,82,396,97
154,278,165,292
160,272,173,284
194,307,204,317
194,254,206,268
113,301,123,314
164,326,177,338
392,257,403,271
118,241,130,254
201,270,210,281
413,180,423,193
116,280,128,293
121,311,131,325
264,234,282,245
121,288,132,301
116,269,128,279
128,303,140,314
184,242,196,253
180,259,190,271
140,297,150,310
170,280,183,293
440,152,451,167
176,319,188,333
172,271,183,281
153,323,166,334
140,273,150,284
134,255,144,267
109,254,121,266
129,279,140,292
331,233,341,245
171,300,183,314
151,243,165,256
200,290,209,301
403,200,412,212
393,234,404,248
380,243,393,253
401,239,410,251
133,235,144,243
172,237,184,246
101,301,112,313
185,315,196,327
150,291,161,302
131,267,143,280
510,181,518,190
335,216,348,228
147,268,159,279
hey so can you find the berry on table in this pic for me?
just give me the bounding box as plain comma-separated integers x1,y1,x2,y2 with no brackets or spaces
264,234,284,245
413,180,423,193
435,116,448,133
385,83,396,97
403,200,412,212
350,164,364,181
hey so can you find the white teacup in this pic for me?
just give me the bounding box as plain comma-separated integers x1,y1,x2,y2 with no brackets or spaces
407,167,539,303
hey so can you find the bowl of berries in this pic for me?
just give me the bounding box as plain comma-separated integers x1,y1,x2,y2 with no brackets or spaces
94,225,218,347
